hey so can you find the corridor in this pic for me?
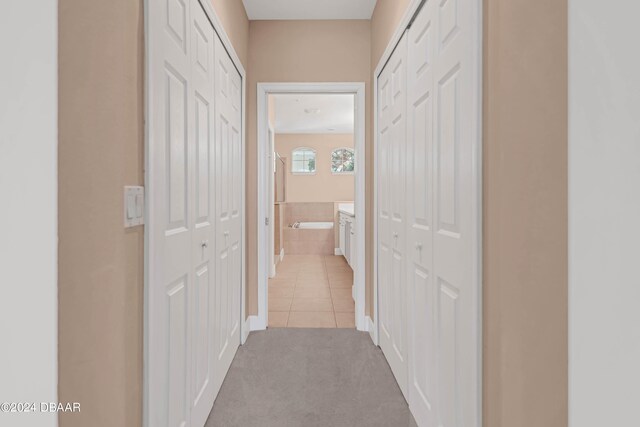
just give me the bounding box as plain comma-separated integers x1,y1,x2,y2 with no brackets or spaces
7,0,634,426
205,328,417,427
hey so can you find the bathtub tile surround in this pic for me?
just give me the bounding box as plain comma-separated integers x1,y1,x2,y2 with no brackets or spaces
284,202,336,255
285,202,334,223
268,255,355,328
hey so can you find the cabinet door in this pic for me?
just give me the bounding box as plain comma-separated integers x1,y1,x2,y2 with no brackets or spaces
339,214,346,256
345,220,351,265
349,219,356,269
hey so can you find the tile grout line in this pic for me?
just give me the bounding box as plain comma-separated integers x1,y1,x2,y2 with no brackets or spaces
273,255,354,328
324,255,338,328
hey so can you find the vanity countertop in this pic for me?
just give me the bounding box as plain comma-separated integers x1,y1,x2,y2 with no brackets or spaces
338,203,355,217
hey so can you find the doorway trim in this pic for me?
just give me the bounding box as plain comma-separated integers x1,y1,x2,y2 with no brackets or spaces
255,82,367,331
267,125,277,279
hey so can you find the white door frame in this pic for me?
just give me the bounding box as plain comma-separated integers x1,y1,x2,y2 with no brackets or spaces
372,0,483,421
267,126,277,278
143,0,247,425
255,82,367,331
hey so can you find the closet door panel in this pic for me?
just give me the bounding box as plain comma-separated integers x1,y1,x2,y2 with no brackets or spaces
213,33,242,396
150,1,244,426
432,0,479,425
406,0,438,425
378,65,392,344
147,0,194,424
378,32,409,397
189,2,217,426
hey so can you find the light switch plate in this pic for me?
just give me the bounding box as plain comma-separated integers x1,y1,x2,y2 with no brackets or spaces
124,186,144,227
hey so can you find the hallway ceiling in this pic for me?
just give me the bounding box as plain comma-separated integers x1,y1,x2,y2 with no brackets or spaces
272,94,354,134
242,0,378,20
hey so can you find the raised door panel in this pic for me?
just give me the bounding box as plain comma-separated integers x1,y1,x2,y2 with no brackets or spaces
189,2,216,426
378,65,392,346
167,279,188,427
148,0,193,425
406,1,438,425
432,0,480,424
213,34,242,396
378,32,409,397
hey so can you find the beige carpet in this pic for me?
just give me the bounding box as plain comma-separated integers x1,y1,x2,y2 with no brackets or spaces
205,328,417,427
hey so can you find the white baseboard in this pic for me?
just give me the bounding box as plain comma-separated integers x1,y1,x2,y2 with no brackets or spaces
249,315,266,332
334,248,343,256
242,317,251,344
366,316,377,345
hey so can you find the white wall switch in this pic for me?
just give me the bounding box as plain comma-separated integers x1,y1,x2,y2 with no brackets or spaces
124,186,144,227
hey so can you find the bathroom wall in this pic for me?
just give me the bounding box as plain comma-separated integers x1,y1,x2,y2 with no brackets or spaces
275,133,355,203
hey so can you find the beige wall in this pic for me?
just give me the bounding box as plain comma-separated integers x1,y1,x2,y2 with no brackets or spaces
57,1,248,426
58,1,145,426
482,0,568,426
275,133,355,203
210,0,249,67
246,20,371,315
371,0,412,67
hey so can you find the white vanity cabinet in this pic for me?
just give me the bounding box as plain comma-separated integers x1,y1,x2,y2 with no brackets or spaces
339,214,347,256
338,210,356,270
349,217,356,268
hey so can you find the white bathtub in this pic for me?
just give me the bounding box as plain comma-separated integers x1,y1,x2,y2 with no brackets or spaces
292,221,334,229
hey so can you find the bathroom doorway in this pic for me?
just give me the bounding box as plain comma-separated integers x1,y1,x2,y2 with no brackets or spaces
256,83,366,331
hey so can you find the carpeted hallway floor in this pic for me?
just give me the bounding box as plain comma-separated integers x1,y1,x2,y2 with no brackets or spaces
205,328,417,427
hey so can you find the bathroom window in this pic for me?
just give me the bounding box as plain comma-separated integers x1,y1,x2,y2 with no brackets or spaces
331,148,355,174
291,147,316,174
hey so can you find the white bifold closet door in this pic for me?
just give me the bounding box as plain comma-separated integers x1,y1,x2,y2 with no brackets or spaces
377,32,409,396
212,34,243,395
147,0,243,426
378,0,480,425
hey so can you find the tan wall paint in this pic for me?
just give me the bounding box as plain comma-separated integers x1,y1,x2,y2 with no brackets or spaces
246,20,371,315
483,0,568,425
58,1,247,426
371,0,412,67
58,1,145,426
275,134,355,203
210,0,249,67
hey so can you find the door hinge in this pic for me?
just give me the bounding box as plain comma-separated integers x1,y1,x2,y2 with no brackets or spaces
265,217,270,226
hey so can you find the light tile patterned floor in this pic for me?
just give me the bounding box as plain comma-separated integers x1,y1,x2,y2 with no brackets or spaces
268,255,355,328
